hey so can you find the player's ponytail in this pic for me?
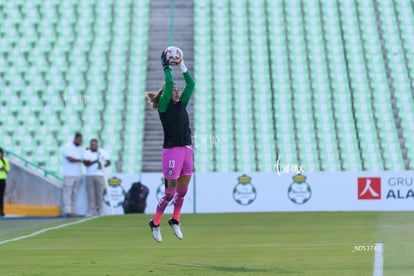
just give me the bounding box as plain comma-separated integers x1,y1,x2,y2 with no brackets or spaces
145,85,164,110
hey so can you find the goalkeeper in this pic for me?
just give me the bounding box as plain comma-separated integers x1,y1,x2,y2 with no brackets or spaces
145,49,195,243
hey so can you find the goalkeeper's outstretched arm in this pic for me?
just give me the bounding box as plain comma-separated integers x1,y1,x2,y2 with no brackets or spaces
177,61,195,108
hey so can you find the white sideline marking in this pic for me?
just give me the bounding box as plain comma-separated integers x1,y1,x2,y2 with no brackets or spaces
373,243,384,276
0,216,97,246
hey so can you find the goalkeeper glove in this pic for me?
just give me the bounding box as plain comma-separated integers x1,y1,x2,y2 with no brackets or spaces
177,60,188,73
161,50,171,71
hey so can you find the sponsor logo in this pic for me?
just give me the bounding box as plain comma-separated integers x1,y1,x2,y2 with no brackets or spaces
386,177,414,199
358,177,414,200
357,178,381,200
358,176,414,200
233,174,257,206
288,174,312,205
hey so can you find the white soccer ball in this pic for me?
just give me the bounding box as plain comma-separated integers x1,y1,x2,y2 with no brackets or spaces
164,46,183,65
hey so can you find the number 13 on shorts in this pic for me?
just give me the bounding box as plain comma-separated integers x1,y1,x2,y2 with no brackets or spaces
169,159,175,168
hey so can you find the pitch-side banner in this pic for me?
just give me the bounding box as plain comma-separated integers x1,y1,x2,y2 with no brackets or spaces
194,171,414,212
76,171,414,215
81,173,195,215
139,172,195,215
76,174,141,215
75,173,195,215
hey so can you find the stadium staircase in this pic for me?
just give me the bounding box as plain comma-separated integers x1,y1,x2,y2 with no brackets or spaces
142,0,195,172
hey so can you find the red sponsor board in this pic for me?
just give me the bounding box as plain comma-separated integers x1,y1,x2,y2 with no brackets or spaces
358,177,381,200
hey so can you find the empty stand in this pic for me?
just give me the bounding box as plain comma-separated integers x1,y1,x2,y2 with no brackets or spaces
0,0,149,174
193,0,413,172
0,0,412,175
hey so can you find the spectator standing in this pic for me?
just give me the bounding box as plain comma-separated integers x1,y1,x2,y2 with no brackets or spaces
83,139,110,217
0,148,10,217
61,132,83,217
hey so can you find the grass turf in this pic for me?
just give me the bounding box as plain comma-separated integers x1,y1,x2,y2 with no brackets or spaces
0,212,413,275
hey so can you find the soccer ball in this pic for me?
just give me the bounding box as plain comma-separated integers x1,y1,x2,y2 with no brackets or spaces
164,46,183,65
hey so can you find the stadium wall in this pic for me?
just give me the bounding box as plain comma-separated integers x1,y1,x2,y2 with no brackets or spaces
78,171,414,215
4,160,62,217
5,170,413,217
194,171,414,212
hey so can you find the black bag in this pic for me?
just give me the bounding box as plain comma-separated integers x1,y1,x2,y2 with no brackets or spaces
122,181,149,214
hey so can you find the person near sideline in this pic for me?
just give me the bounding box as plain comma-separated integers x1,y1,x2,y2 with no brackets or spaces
61,132,83,217
0,148,10,217
83,139,110,217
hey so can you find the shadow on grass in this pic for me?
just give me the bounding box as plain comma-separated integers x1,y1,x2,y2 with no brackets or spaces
170,263,298,274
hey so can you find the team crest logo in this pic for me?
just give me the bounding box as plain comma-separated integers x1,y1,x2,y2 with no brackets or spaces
233,174,257,206
288,174,312,205
104,177,127,207
168,168,173,176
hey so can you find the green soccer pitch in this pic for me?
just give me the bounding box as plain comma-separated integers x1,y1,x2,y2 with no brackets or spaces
0,212,413,275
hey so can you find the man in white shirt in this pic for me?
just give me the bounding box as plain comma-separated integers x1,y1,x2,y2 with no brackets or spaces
61,132,83,217
83,139,111,216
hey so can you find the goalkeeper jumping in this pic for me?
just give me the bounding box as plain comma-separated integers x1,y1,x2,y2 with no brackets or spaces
145,49,195,243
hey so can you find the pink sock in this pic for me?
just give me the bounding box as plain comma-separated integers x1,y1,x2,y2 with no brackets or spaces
172,208,181,222
153,212,163,226
153,187,176,225
173,186,188,222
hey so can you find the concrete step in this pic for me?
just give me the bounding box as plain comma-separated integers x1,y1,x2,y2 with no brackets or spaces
142,0,194,172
